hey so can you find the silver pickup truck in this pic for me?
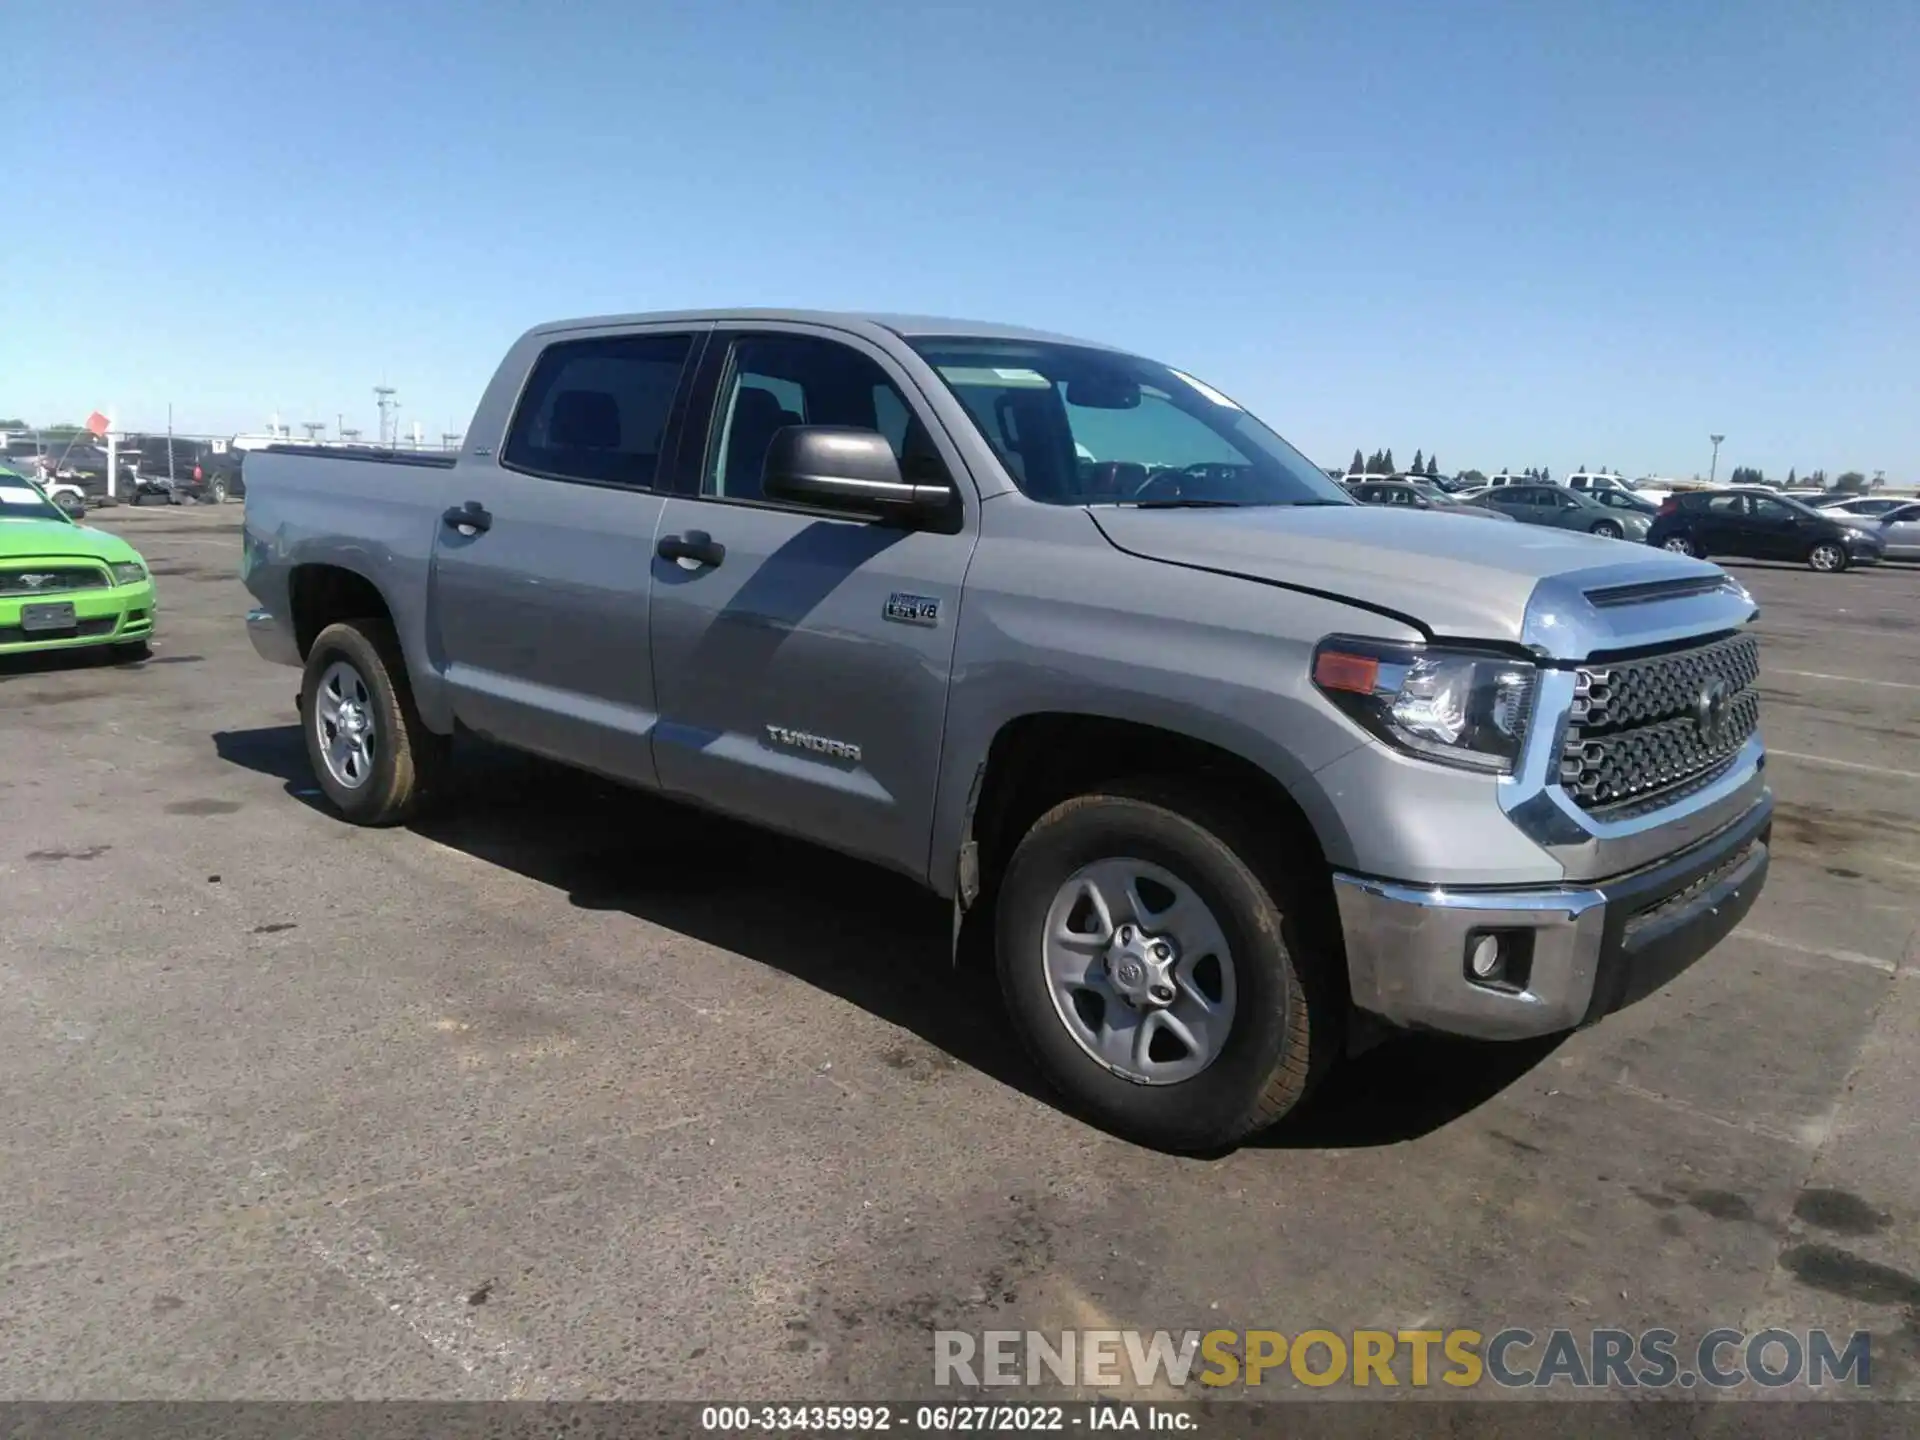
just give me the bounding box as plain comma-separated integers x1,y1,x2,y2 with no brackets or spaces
242,310,1771,1151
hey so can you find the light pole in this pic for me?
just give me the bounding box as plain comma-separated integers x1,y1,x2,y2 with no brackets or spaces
1709,434,1725,485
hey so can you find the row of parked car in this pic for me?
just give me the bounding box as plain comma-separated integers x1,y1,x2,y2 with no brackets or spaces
1341,472,1916,572
0,435,247,511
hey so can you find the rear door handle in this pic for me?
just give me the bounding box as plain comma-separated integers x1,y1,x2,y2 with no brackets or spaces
442,501,491,535
657,531,725,567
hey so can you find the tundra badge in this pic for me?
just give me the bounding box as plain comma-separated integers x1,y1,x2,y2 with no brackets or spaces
765,725,862,763
884,592,941,627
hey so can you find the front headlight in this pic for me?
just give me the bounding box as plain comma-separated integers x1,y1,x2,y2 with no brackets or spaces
111,561,146,586
1313,638,1537,774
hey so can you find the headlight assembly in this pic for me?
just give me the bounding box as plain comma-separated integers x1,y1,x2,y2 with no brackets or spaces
111,562,147,586
1312,637,1537,774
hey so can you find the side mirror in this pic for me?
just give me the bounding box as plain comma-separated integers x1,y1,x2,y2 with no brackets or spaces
762,426,952,518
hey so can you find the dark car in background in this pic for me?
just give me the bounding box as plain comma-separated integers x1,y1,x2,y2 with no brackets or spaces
1346,477,1516,522
1648,489,1884,572
124,436,211,503
187,445,247,503
1468,483,1651,541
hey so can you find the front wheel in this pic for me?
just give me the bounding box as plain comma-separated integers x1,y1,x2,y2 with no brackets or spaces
1592,520,1623,540
209,479,228,504
1808,541,1848,573
994,780,1336,1152
300,618,451,825
1661,536,1700,557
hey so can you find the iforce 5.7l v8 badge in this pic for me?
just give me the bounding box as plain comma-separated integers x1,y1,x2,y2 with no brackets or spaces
884,593,942,627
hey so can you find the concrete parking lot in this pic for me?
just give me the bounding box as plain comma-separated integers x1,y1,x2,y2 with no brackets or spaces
2,502,1916,1402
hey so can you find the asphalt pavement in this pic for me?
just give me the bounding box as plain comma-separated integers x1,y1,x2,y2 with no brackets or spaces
2,503,1915,1402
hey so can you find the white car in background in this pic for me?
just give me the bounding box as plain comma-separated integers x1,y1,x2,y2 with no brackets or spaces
1815,495,1910,519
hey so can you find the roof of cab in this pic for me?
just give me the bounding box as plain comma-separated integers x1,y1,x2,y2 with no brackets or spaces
526,308,1120,351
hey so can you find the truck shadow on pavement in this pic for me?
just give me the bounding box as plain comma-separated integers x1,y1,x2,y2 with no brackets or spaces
213,725,1562,1152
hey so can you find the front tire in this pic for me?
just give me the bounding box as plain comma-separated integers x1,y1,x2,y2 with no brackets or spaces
209,479,228,504
1808,541,1847,573
300,618,450,825
1661,535,1700,557
1592,520,1623,539
994,779,1336,1152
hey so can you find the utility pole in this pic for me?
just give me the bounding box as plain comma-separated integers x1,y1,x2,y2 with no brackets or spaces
374,385,397,447
167,403,175,485
1709,434,1725,486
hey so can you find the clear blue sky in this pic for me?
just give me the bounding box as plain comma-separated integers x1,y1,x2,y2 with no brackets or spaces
6,0,1914,481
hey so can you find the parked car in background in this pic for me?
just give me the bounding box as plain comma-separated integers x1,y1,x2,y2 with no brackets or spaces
126,436,209,489
189,446,246,503
1346,477,1515,521
1648,489,1884,572
1566,472,1670,507
1469,483,1652,541
39,443,132,502
0,463,85,517
1872,502,1920,560
1815,495,1909,518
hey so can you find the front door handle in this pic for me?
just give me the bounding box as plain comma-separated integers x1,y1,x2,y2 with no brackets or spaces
658,531,725,567
442,501,492,535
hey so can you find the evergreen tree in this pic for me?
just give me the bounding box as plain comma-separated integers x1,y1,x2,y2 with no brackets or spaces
1410,449,1424,474
1786,467,1796,486
1425,455,1439,478
1382,449,1395,473
1349,449,1364,475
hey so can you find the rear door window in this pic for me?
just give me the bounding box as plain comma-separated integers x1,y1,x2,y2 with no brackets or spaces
502,333,696,487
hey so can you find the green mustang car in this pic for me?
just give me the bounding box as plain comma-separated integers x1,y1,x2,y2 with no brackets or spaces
0,473,157,657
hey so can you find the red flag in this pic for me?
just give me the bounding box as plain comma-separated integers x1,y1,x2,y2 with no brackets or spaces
85,411,109,437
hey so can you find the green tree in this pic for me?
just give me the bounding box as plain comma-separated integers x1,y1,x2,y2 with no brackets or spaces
1349,449,1364,476
1786,467,1797,486
1410,449,1424,474
1382,448,1395,473
0,418,27,430
1834,471,1868,494
1425,454,1439,478
1458,468,1487,487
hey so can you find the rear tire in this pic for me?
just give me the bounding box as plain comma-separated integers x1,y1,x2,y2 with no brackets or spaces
300,618,450,826
209,479,228,504
994,778,1338,1152
1808,541,1847,573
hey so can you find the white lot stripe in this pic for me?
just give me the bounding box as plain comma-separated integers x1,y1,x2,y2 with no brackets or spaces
303,1220,561,1397
1742,931,1897,975
1769,749,1920,783
1775,669,1920,693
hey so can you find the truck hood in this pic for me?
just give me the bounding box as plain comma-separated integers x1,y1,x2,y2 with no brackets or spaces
1089,504,1731,646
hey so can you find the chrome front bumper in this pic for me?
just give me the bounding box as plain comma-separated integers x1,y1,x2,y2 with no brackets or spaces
1333,790,1772,1041
245,606,301,668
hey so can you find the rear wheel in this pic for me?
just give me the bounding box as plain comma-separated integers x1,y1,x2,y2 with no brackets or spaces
209,478,228,504
1808,541,1847,573
994,779,1337,1152
300,618,450,825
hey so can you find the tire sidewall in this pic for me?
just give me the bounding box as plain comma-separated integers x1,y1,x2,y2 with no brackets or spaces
1594,521,1621,539
301,622,410,822
996,794,1300,1149
1809,542,1846,572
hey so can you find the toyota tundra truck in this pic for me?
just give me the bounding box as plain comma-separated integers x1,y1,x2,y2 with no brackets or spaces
239,310,1771,1151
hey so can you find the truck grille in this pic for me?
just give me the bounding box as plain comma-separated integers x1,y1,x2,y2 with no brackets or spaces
0,564,110,597
1559,633,1761,811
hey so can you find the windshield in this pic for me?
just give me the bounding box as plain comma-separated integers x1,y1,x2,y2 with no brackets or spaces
0,477,70,523
909,338,1352,508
